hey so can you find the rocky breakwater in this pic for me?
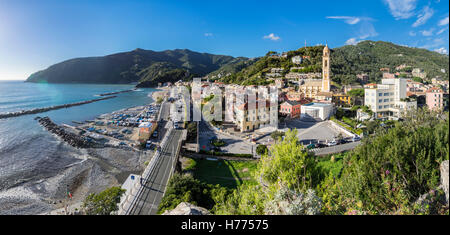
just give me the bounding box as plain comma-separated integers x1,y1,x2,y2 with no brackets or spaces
37,117,94,148
0,96,117,120
97,89,137,96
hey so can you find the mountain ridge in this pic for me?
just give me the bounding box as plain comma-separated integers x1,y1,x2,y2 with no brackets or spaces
26,48,250,86
26,41,449,87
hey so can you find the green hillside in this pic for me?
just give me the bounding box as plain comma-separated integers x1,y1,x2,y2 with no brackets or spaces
332,41,449,84
218,41,449,85
26,48,249,87
26,41,449,87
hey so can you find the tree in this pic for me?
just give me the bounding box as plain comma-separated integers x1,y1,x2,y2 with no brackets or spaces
158,173,230,214
256,144,268,155
270,131,285,141
347,88,364,98
258,129,314,190
215,129,319,215
82,187,126,215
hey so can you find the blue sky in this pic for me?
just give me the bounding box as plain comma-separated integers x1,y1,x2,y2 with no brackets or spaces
0,0,448,80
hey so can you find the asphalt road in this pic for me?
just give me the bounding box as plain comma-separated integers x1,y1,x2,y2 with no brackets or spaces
126,128,182,215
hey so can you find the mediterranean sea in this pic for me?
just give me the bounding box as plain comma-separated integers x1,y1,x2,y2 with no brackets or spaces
0,80,156,214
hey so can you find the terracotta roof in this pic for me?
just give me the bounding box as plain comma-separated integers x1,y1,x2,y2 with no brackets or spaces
426,87,443,93
281,100,301,106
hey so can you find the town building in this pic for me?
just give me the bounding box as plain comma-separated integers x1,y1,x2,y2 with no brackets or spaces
364,78,417,120
234,99,277,132
138,121,157,143
292,55,302,64
275,79,285,89
286,91,304,102
280,100,302,118
356,73,369,84
300,102,334,121
332,94,352,107
383,73,396,79
315,91,333,102
412,68,427,79
297,45,331,99
426,87,444,111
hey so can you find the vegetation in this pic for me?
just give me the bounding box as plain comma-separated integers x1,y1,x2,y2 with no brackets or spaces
220,46,325,85
198,149,253,158
219,41,449,86
211,138,226,147
81,187,125,215
186,122,197,143
331,41,449,84
156,97,164,104
157,173,230,214
214,130,321,215
256,144,268,155
270,131,285,141
27,41,449,86
189,159,258,188
26,48,250,86
214,109,448,215
347,88,364,98
320,109,449,214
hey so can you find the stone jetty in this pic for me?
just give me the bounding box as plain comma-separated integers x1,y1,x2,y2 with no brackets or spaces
0,96,117,120
37,117,94,148
97,88,137,96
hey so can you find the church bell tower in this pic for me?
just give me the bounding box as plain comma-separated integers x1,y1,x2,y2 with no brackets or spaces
322,44,331,92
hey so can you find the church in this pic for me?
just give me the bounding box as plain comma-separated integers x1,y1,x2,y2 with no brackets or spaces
297,45,332,100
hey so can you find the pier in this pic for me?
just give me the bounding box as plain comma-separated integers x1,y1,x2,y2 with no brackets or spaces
97,88,137,96
0,95,117,120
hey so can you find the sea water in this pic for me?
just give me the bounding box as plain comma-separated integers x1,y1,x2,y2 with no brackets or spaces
0,81,156,213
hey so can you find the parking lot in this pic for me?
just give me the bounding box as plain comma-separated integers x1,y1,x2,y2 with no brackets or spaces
254,119,352,146
198,121,254,155
290,120,351,145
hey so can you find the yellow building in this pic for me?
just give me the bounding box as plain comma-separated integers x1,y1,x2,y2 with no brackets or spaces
332,94,352,106
235,100,276,132
298,45,331,99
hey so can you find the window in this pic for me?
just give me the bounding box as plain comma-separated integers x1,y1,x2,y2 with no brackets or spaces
379,99,383,103
384,99,389,102
379,106,382,109
384,93,389,96
379,93,382,96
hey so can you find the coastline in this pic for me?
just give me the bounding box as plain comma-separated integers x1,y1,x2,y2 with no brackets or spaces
0,88,163,215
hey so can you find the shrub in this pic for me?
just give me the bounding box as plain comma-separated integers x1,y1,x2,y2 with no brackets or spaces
82,187,126,215
256,144,268,155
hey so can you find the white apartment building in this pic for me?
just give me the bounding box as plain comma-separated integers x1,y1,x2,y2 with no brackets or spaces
364,78,417,120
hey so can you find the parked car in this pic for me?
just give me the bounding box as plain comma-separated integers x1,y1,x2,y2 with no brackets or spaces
306,143,315,149
152,131,158,138
316,143,327,148
327,140,337,146
352,135,361,142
